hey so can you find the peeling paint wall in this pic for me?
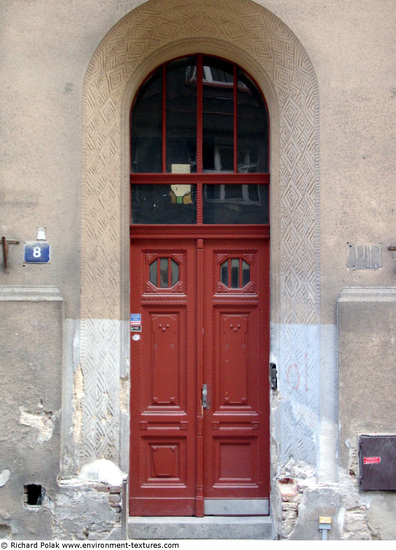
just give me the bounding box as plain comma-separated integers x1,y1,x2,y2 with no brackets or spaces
54,483,121,540
72,365,84,445
0,288,64,539
54,461,126,540
19,406,55,444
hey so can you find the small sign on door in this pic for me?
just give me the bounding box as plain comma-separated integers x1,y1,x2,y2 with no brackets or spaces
363,457,381,465
130,313,142,332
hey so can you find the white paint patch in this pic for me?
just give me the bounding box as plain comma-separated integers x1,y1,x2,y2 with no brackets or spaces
0,469,11,487
73,364,84,444
270,322,338,480
19,407,54,443
318,324,338,483
79,319,122,462
79,459,125,486
119,376,129,414
271,322,321,464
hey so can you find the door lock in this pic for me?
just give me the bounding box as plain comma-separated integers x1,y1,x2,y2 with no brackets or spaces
202,384,208,409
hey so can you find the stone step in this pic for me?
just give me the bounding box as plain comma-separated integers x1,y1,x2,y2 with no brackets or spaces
128,516,274,539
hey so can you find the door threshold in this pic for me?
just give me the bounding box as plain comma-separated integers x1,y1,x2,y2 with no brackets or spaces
128,516,274,540
205,498,269,515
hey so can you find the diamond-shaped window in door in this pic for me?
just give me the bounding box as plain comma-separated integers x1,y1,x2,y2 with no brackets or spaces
220,258,250,288
149,258,180,288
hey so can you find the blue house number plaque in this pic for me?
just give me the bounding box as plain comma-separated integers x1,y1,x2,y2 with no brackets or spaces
24,242,51,263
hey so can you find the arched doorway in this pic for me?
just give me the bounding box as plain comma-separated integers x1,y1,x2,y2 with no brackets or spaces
78,3,322,531
129,55,270,516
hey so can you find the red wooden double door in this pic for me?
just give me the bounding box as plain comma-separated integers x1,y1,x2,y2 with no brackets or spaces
129,229,270,516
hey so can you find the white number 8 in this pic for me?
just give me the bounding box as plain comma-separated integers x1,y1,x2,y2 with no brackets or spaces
33,246,42,258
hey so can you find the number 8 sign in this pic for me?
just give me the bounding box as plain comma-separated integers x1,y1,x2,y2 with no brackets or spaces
24,242,51,263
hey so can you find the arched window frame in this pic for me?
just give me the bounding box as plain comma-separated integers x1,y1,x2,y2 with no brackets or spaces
130,54,270,227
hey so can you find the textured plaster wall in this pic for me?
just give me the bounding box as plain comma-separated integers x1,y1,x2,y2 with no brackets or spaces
0,0,145,317
260,1,396,321
0,0,395,540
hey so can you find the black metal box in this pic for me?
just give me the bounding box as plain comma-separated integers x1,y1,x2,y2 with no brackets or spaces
359,435,396,491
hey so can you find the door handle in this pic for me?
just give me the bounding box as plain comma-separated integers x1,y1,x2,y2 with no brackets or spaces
202,384,208,409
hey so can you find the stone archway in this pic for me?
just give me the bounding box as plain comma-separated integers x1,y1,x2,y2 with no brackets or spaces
77,0,320,477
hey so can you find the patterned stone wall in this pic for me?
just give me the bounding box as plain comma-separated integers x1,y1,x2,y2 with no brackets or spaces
79,0,320,469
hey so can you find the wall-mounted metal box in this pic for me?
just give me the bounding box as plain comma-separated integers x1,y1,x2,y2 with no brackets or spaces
359,435,396,491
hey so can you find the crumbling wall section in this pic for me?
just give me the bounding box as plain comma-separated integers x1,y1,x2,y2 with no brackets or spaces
270,288,396,540
272,460,375,540
54,460,126,540
0,287,64,539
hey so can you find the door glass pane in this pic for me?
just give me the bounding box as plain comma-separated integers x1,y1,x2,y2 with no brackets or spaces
166,57,197,173
221,260,229,286
202,184,269,224
237,69,269,173
149,260,158,286
160,258,169,288
231,259,239,288
242,260,250,286
171,259,179,286
203,56,234,172
131,184,197,224
131,68,163,173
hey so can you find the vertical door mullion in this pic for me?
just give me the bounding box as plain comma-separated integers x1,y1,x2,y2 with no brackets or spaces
162,64,167,173
197,54,203,174
196,238,204,516
197,55,203,224
233,64,238,174
197,182,203,224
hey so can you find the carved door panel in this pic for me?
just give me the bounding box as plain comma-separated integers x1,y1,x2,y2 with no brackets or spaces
129,239,197,516
202,239,270,515
129,236,270,516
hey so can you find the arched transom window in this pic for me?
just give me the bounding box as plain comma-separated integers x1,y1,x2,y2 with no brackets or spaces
130,55,269,225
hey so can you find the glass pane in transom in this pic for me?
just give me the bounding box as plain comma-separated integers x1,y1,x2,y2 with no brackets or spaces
202,56,234,173
202,184,268,224
131,68,163,173
131,184,197,224
166,57,197,174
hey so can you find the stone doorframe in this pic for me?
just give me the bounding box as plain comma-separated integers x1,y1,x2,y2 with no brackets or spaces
69,0,325,489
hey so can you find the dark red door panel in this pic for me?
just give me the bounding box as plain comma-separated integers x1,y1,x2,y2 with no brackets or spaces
129,240,197,516
202,240,270,507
